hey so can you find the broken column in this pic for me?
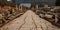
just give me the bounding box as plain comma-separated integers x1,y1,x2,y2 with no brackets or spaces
36,4,39,9
19,4,22,11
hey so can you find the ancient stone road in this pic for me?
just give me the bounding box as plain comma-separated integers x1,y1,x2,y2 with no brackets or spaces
0,10,60,30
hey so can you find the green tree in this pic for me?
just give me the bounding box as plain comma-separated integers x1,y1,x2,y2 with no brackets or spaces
55,0,60,6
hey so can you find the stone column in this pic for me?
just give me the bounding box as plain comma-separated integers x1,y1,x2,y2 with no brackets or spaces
19,5,21,11
16,4,19,13
55,14,58,23
19,4,21,11
16,4,18,10
36,4,38,9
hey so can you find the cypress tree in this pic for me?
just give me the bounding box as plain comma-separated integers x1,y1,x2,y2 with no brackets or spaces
55,0,60,6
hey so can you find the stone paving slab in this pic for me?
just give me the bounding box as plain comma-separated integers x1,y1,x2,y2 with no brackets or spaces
0,10,60,30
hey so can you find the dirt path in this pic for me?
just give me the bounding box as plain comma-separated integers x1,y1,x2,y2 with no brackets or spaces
0,10,60,30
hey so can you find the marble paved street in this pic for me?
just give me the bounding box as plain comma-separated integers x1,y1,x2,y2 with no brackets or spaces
0,10,60,30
